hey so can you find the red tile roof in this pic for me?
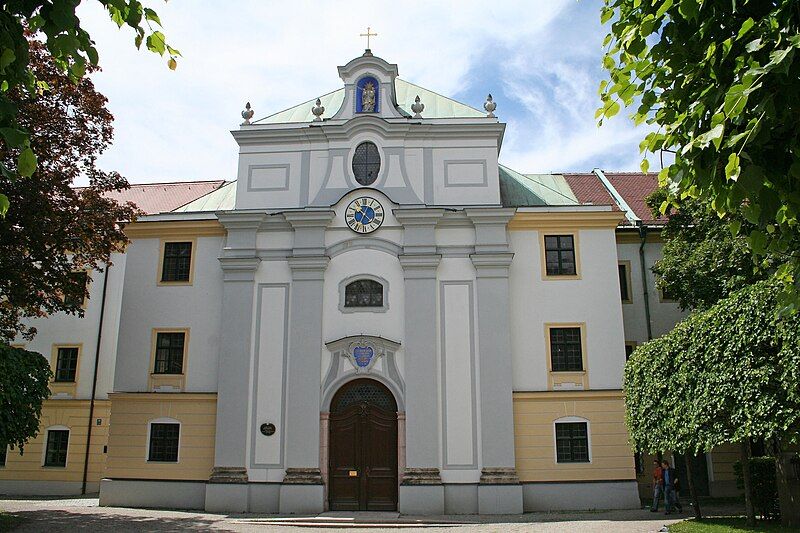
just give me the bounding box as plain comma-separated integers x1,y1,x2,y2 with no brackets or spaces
561,173,619,210
602,172,662,224
103,180,226,214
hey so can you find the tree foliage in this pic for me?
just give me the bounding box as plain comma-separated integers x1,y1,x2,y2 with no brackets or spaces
646,187,770,311
599,0,800,311
0,344,51,451
624,280,800,456
0,0,179,215
0,40,139,341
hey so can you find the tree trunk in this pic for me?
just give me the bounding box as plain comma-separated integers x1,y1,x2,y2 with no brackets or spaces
741,440,756,527
684,454,702,520
775,449,800,528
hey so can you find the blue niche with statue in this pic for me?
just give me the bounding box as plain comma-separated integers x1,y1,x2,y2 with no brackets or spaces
356,76,379,113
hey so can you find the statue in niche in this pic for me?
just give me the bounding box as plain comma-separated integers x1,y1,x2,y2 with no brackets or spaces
361,81,376,112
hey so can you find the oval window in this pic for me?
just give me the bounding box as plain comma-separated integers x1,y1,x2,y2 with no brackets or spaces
352,142,381,186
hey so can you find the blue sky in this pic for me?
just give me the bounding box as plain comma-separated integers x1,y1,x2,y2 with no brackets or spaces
75,0,654,186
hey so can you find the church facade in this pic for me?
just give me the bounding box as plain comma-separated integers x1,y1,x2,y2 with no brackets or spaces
2,51,715,514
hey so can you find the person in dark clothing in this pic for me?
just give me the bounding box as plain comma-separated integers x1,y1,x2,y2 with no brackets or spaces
661,459,683,514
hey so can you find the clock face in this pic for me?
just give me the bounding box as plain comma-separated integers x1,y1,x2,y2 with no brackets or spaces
345,197,385,234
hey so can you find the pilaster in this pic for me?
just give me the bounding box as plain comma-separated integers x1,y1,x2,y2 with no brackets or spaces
468,213,523,514
279,211,332,514
397,208,445,514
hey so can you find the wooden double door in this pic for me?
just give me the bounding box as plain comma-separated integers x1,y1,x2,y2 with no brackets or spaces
328,379,398,511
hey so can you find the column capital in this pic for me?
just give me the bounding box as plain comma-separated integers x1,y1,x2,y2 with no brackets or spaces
282,209,336,228
218,211,268,255
465,207,514,254
470,252,514,278
396,208,445,255
219,256,261,281
399,254,441,279
288,255,330,280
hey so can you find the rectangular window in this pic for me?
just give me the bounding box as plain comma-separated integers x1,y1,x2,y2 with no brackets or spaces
549,327,583,372
0,446,6,466
55,347,79,382
154,332,185,374
44,430,69,467
618,263,631,302
64,271,88,307
544,235,577,276
148,423,179,462
556,422,589,463
161,242,192,282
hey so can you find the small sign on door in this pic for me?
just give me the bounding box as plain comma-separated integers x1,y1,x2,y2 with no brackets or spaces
349,470,358,477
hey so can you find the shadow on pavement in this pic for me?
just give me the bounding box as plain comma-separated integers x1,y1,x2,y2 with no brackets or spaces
8,509,234,532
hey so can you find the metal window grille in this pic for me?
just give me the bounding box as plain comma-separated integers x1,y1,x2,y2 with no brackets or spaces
44,430,69,467
332,382,395,413
161,242,192,282
154,332,185,374
344,280,383,308
55,347,79,382
550,327,583,371
555,422,589,463
544,235,576,276
148,423,179,462
352,142,381,186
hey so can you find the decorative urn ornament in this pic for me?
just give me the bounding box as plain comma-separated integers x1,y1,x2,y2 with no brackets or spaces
411,95,424,118
241,102,254,125
484,94,497,118
312,98,325,121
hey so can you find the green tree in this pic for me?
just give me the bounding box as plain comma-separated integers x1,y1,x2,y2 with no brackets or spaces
0,39,139,340
0,344,51,452
0,0,179,215
599,0,800,311
625,280,800,526
646,188,769,311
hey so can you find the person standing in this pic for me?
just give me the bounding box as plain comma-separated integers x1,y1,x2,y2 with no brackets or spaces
662,459,684,514
650,459,664,512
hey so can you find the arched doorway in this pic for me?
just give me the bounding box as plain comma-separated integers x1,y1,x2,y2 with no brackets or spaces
328,378,398,511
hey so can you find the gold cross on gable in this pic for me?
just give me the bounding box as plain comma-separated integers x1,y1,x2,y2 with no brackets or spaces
360,26,377,49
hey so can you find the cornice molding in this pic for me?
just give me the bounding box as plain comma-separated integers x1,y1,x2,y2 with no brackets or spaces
124,220,225,239
508,210,624,230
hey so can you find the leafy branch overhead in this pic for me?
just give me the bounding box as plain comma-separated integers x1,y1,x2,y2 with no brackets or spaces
0,0,180,215
599,0,800,311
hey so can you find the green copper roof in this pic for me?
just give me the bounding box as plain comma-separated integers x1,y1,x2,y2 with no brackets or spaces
254,78,485,124
498,165,579,207
173,181,236,212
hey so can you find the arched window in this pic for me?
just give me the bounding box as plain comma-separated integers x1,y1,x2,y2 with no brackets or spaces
352,142,381,185
344,279,384,308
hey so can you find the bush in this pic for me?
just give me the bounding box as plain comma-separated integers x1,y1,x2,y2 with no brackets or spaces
734,457,780,520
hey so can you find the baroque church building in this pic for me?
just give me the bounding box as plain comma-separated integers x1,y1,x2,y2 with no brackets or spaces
5,50,740,514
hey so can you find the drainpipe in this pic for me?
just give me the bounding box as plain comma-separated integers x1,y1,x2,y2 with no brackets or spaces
638,223,653,340
81,263,111,495
592,168,652,340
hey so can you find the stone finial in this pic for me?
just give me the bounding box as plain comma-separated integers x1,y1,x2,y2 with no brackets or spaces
484,94,497,118
312,98,325,121
241,102,254,125
411,95,424,118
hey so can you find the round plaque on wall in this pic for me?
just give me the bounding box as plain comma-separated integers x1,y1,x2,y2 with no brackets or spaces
260,423,276,436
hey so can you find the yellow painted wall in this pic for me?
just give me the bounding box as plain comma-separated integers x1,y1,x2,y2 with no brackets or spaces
0,400,110,483
513,390,636,482
105,393,216,481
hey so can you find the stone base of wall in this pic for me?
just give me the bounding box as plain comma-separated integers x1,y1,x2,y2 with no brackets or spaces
100,479,207,510
522,480,641,511
0,480,98,496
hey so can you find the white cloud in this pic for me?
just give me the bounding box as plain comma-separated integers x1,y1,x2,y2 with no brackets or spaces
72,0,650,185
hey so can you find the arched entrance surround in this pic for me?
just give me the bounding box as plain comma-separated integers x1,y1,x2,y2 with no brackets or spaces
327,378,399,511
